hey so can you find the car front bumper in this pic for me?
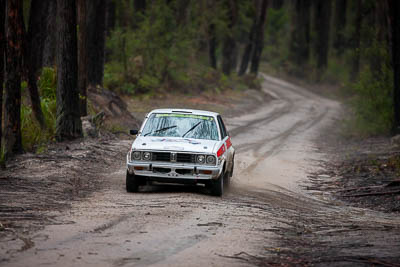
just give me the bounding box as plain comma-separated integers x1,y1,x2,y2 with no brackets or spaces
127,161,222,180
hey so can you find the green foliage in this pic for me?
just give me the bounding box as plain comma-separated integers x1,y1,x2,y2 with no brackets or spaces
39,67,57,99
347,44,393,136
104,0,250,95
21,68,57,152
262,7,290,72
105,0,195,94
0,146,5,168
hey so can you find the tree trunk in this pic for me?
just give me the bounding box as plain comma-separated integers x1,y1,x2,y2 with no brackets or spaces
392,0,400,133
42,0,57,67
351,0,362,80
134,0,146,12
4,0,23,156
176,0,190,25
26,0,46,128
0,0,5,153
231,44,239,71
271,0,283,9
238,18,256,76
333,0,347,55
208,23,217,69
77,0,87,116
105,0,116,62
87,0,106,87
250,0,268,75
132,0,145,29
56,0,82,141
106,0,116,36
314,0,332,74
288,0,311,70
222,0,238,76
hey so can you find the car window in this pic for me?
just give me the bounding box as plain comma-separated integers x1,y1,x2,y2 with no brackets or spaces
141,113,219,140
217,116,228,139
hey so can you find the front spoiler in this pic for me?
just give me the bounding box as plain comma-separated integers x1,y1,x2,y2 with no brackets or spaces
127,161,222,180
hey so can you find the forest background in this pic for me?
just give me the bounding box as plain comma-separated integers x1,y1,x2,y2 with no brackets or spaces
0,0,399,162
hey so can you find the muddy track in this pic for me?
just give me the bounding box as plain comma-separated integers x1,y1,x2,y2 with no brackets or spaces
2,74,400,266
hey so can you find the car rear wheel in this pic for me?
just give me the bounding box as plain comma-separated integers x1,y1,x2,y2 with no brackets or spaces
210,172,224,196
126,171,139,192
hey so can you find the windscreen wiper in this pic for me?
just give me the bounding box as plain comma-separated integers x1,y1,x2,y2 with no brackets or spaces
182,121,202,137
144,125,177,136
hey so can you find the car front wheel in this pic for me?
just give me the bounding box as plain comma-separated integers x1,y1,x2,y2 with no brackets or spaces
126,171,139,192
210,172,225,196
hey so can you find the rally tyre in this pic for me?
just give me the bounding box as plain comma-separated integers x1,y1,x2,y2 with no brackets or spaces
224,173,231,189
126,171,139,192
210,172,224,196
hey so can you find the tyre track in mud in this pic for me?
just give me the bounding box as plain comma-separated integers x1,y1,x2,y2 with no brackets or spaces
1,73,333,267
4,74,399,266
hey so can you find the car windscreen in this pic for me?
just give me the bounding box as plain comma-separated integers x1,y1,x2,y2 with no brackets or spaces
141,113,219,140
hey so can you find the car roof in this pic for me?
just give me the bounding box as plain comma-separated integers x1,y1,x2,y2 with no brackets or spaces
148,108,220,117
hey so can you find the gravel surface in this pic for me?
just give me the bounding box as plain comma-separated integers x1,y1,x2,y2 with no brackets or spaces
1,75,400,266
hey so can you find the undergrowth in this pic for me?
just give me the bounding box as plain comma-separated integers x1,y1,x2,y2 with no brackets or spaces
344,42,393,137
104,0,260,96
21,67,57,152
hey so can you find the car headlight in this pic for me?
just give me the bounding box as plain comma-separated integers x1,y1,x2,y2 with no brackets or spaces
196,155,205,164
132,151,141,161
206,155,216,165
142,151,151,161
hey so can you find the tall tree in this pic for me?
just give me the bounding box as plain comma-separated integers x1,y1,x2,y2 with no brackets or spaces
238,1,257,76
27,0,51,73
222,0,238,76
105,0,116,62
132,0,145,29
333,0,347,55
250,0,268,74
56,0,82,141
42,0,57,67
207,0,218,69
87,0,106,87
77,0,87,116
288,0,311,71
106,0,116,36
313,0,332,74
26,0,46,128
175,0,191,26
391,0,400,133
134,0,146,12
271,0,283,9
4,0,23,156
0,0,5,153
351,0,363,80
208,23,217,69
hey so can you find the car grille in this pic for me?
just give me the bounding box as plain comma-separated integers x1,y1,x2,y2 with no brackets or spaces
177,153,196,163
152,152,170,162
151,152,196,163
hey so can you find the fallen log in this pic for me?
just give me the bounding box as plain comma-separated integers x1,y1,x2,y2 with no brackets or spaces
334,180,400,193
343,190,400,198
334,185,383,193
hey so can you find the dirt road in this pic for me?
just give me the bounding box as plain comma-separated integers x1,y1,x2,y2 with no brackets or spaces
3,75,400,266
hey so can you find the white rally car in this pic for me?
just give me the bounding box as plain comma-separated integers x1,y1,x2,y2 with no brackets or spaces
126,109,234,196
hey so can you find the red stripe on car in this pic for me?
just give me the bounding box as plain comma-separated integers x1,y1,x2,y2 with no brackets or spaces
226,137,232,149
217,144,226,157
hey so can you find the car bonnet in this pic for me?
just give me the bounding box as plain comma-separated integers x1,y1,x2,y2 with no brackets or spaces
132,136,219,154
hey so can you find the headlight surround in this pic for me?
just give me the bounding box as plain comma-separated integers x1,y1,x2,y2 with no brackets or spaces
132,151,141,161
196,155,205,164
142,151,151,161
206,155,216,165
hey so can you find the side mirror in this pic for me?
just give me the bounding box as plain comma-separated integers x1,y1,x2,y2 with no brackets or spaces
130,129,139,135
